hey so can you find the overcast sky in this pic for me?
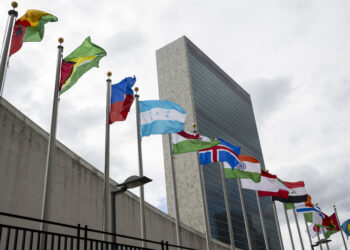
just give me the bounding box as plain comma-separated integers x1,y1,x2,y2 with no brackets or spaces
1,0,349,249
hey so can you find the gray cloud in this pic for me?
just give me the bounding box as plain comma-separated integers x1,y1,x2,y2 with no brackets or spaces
244,77,293,123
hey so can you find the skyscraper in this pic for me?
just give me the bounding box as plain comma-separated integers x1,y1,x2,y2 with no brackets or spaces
156,36,281,250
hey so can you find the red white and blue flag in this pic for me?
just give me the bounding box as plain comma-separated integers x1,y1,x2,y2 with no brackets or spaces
199,139,240,169
109,76,136,124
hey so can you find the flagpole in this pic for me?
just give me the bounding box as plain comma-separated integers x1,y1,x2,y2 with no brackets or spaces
40,38,64,231
256,193,270,250
237,179,253,250
168,134,182,248
219,162,236,250
316,229,323,250
193,124,211,250
293,208,305,250
321,227,330,250
134,87,147,247
283,203,295,250
304,214,313,247
103,72,112,240
272,201,284,250
0,2,18,96
334,205,348,250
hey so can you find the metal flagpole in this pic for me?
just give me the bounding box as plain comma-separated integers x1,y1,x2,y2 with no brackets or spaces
256,193,270,250
293,208,305,250
0,2,18,96
237,179,253,250
219,162,235,250
193,124,211,250
321,227,330,250
40,38,64,231
103,72,112,240
134,87,147,247
334,205,348,250
304,214,313,247
317,229,323,250
283,203,295,250
272,201,284,250
168,134,182,248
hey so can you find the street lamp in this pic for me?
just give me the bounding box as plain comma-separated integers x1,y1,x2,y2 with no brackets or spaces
311,239,331,249
111,175,152,244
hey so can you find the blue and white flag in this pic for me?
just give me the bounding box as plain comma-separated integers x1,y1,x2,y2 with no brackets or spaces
199,139,240,169
140,100,186,137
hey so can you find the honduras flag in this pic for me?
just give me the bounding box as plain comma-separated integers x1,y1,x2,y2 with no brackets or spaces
199,139,240,169
140,100,186,137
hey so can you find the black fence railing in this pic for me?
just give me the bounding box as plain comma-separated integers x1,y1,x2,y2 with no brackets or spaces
0,212,197,250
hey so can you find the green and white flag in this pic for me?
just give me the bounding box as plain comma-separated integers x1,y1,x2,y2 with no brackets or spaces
224,155,261,182
172,131,220,155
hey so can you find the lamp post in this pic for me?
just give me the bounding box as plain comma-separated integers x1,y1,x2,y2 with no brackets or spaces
111,175,152,245
311,239,331,250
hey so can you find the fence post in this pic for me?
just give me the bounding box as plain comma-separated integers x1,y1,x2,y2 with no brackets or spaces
77,224,81,250
161,240,165,250
84,225,88,250
166,241,169,250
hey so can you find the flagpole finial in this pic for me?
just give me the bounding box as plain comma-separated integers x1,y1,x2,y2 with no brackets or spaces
11,1,18,9
316,203,319,206
134,87,139,93
333,204,336,208
58,37,64,45
107,71,112,78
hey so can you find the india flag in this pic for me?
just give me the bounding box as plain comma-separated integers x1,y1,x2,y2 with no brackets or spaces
224,155,261,183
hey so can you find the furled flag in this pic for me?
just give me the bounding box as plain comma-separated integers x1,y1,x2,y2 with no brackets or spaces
341,219,350,239
241,170,289,199
140,100,186,137
10,10,58,56
272,181,308,203
172,131,220,155
59,37,106,94
199,139,240,168
224,155,261,183
109,76,136,123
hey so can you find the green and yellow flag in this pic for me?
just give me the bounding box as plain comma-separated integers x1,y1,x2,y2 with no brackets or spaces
10,9,58,56
59,37,107,94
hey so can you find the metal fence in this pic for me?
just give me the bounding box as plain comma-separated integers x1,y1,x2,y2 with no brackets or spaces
0,212,196,250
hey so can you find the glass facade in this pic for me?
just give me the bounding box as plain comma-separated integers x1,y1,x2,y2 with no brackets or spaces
186,42,280,250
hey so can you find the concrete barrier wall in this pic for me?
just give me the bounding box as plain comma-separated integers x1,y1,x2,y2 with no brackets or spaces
0,97,234,250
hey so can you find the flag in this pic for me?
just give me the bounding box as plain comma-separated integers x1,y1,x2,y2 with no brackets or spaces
285,194,311,210
301,204,335,229
59,37,106,94
298,203,325,226
172,131,220,155
272,181,308,203
307,224,321,238
224,155,261,183
199,139,240,168
341,219,350,239
323,213,340,239
10,10,58,56
140,100,186,137
109,76,136,123
241,170,289,199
